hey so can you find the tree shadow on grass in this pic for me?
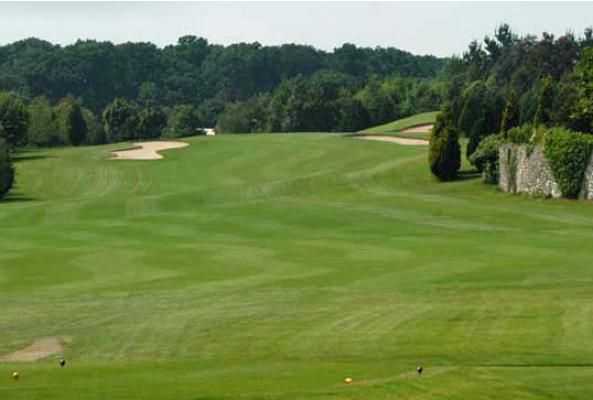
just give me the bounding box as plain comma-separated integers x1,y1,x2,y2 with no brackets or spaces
0,192,35,203
12,151,53,163
11,148,55,163
457,170,481,181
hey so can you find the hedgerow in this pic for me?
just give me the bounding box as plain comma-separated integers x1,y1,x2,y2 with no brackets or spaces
543,127,593,198
505,124,546,145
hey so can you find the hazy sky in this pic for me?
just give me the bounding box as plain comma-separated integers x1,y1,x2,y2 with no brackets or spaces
1,2,592,57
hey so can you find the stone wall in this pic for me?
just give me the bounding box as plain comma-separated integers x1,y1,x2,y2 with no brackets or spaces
499,144,562,198
581,156,593,200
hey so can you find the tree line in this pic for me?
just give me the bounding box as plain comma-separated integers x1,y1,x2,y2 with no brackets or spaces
0,38,447,142
0,37,445,117
0,92,207,149
0,70,445,149
429,24,593,181
216,72,444,133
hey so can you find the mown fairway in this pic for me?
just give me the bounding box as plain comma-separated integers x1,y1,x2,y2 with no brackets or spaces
2,133,593,399
360,111,438,139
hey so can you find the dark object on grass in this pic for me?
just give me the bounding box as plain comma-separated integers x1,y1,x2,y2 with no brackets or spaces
417,366,423,375
59,359,66,368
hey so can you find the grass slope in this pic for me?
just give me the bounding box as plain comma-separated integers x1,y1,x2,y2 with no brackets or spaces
360,111,438,140
2,134,593,399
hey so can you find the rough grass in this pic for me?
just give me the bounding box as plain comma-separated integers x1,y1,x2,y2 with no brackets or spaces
360,111,439,140
2,133,593,399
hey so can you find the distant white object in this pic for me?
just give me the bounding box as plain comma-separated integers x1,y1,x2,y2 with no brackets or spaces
203,128,216,136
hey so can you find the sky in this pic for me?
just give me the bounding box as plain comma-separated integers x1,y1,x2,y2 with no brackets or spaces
0,1,592,57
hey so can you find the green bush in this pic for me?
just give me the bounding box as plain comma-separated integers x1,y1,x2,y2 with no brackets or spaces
429,110,461,181
505,124,533,144
543,127,593,198
505,123,547,147
469,134,502,183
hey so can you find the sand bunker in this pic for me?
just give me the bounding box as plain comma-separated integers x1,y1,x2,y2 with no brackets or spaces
111,141,189,160
0,337,67,362
356,136,428,145
400,124,434,133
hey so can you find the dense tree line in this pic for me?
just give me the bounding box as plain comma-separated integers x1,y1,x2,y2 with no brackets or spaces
0,37,445,114
0,36,447,146
0,93,208,148
217,73,444,133
429,24,593,181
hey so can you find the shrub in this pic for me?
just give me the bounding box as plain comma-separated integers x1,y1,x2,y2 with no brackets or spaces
429,110,461,181
505,123,546,147
469,134,502,183
543,127,593,198
505,124,532,144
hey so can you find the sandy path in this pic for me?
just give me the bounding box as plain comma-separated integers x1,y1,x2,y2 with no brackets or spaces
356,136,428,145
111,141,189,160
400,124,434,133
0,337,67,362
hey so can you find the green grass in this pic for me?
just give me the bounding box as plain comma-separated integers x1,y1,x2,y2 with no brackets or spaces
360,111,438,140
2,133,593,399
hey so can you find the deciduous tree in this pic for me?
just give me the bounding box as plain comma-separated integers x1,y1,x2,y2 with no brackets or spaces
0,92,29,148
55,97,87,146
